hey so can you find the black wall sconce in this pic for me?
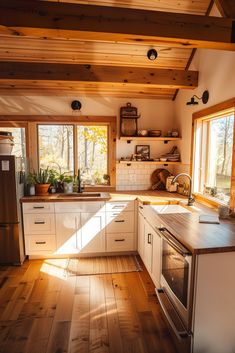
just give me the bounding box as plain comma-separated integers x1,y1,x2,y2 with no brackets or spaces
147,49,158,61
186,90,209,105
71,100,82,110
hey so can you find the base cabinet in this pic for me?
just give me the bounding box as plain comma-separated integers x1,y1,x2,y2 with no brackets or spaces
80,212,105,253
55,213,80,254
138,204,161,288
23,200,135,256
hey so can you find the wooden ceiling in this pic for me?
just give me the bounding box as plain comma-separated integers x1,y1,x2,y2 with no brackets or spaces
0,0,234,99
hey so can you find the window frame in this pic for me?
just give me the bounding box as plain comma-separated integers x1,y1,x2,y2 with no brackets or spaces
0,121,29,158
191,98,235,208
0,116,116,189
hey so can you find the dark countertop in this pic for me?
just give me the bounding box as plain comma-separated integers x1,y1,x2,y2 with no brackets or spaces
21,192,111,202
21,190,235,255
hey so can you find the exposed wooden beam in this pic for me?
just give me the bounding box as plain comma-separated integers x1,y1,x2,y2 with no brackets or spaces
215,0,235,18
0,62,198,89
0,0,234,50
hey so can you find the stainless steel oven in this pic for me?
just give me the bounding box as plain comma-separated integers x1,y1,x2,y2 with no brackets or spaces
156,227,194,353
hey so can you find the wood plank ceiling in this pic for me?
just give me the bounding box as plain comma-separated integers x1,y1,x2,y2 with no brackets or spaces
0,0,233,99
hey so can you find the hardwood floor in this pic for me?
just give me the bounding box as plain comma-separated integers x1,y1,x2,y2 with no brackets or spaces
0,257,177,353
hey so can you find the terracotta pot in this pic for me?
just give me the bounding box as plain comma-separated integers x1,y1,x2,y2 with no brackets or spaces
35,183,50,195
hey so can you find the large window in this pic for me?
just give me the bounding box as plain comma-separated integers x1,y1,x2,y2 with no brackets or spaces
77,126,108,185
38,122,112,186
193,104,235,205
38,125,74,174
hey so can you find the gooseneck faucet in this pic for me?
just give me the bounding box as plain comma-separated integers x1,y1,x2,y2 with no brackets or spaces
172,173,195,206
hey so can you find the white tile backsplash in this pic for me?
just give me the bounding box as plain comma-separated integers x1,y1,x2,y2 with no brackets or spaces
116,163,173,190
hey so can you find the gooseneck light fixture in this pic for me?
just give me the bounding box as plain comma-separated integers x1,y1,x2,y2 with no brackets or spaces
186,90,209,105
147,49,158,61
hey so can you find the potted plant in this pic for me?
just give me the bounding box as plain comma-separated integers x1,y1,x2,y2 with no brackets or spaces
27,167,55,195
57,172,75,193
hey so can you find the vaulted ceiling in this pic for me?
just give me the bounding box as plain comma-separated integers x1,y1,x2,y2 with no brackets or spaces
0,0,234,99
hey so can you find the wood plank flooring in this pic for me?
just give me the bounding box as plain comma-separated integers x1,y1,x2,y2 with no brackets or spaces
0,257,177,353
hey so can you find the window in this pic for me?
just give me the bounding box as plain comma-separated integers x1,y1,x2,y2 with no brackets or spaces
38,125,74,174
192,102,235,205
77,125,108,185
37,118,115,186
0,126,26,159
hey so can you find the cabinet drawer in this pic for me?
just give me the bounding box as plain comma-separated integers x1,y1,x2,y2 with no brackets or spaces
24,214,55,235
23,202,55,214
106,201,134,212
106,211,134,233
25,235,56,254
55,201,105,213
106,233,135,252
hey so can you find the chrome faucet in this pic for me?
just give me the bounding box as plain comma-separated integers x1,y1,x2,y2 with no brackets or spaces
172,173,195,206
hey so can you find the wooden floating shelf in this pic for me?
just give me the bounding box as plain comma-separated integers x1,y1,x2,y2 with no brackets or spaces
119,136,181,143
118,160,182,165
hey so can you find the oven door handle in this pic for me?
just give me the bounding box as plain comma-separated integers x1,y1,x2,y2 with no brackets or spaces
158,227,191,256
156,288,190,340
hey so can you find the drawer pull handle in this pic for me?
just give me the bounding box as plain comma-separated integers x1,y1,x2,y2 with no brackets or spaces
115,220,125,223
147,233,152,244
115,239,125,242
33,206,45,209
34,221,45,224
35,241,46,244
139,206,144,209
113,205,124,209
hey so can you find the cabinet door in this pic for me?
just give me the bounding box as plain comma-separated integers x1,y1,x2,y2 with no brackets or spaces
80,212,105,253
55,213,81,254
138,212,145,260
151,229,161,288
143,221,153,273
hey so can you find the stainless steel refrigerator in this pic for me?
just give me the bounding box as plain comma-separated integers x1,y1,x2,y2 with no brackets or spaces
0,155,26,264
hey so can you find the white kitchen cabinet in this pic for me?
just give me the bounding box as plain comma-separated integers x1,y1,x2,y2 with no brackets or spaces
106,200,136,252
80,211,105,253
138,205,145,259
137,204,161,288
55,213,81,254
23,202,56,255
23,213,55,235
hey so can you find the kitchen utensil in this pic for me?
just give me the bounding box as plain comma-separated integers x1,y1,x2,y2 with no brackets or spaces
148,130,161,137
137,130,148,136
151,168,171,190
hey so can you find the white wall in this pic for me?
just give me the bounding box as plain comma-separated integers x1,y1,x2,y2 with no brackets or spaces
0,95,175,190
173,4,235,175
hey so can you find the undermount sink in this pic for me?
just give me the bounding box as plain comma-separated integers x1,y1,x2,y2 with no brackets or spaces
150,204,191,214
57,192,101,198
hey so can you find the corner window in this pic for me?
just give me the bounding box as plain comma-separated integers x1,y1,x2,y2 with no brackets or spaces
192,104,235,205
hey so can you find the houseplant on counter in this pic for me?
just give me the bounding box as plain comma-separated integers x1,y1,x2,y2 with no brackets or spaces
27,168,56,195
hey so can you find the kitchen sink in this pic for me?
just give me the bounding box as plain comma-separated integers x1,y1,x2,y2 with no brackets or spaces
150,204,191,214
57,192,101,198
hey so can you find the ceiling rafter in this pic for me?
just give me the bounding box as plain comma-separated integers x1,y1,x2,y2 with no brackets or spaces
214,0,235,18
0,62,198,89
0,0,234,50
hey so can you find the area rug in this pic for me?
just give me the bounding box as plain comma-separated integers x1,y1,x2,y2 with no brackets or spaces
66,255,142,276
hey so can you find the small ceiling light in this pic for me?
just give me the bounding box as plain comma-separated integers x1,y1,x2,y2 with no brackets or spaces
147,49,158,61
186,90,209,106
71,100,82,110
